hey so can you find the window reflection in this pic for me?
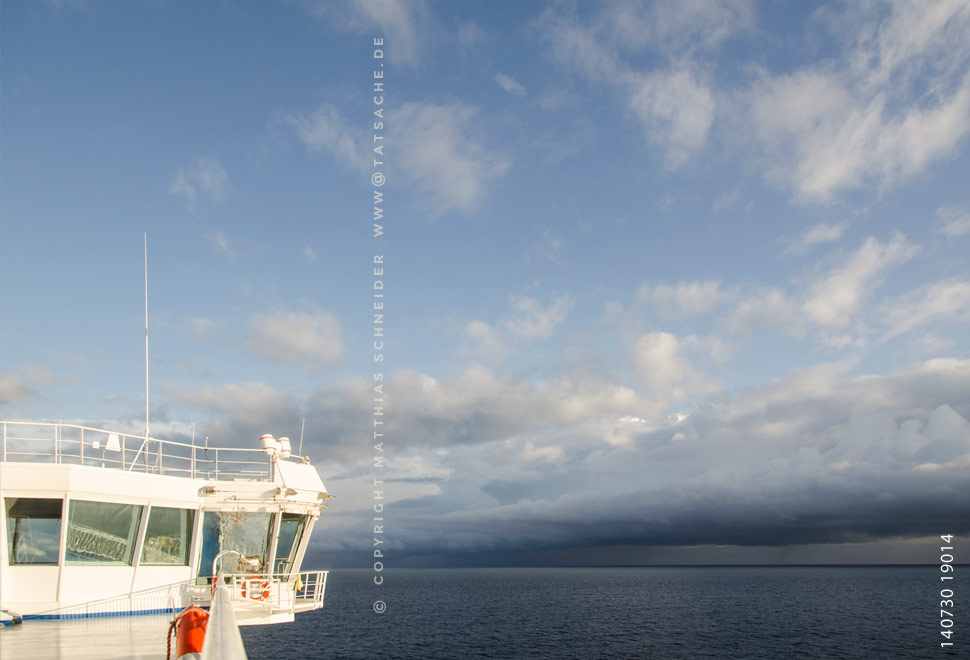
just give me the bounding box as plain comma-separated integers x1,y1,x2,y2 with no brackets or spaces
66,500,142,564
5,498,62,565
198,511,273,578
274,513,307,574
141,506,194,565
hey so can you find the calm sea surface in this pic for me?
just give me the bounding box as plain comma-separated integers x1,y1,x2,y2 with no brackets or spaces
239,567,965,659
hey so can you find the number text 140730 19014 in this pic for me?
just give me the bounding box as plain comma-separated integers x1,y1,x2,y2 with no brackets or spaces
939,534,956,649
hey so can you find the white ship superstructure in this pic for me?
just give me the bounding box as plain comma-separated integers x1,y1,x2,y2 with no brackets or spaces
0,420,332,627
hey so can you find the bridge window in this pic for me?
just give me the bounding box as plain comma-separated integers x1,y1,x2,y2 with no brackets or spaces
198,511,273,578
141,506,194,565
5,498,62,565
65,500,143,564
274,513,308,574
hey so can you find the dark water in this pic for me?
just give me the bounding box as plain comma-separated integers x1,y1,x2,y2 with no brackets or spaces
240,567,966,659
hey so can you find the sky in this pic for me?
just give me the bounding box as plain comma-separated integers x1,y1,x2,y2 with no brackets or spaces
2,0,969,567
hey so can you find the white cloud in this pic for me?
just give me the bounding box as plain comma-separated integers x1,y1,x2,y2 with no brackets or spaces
846,0,970,91
541,1,969,196
41,351,87,367
170,157,230,209
19,365,57,383
460,320,508,361
711,187,743,213
395,102,509,214
263,365,648,474
802,233,918,327
747,3,970,201
287,105,368,172
881,280,970,342
640,280,725,318
936,205,970,237
464,321,491,339
456,21,487,51
300,0,426,66
578,414,652,449
495,73,525,96
785,222,847,255
542,13,618,81
0,373,37,403
633,233,927,349
385,364,645,445
350,0,423,65
634,331,715,406
519,440,563,465
531,230,562,265
723,287,802,337
171,380,303,441
541,3,737,169
627,69,715,170
209,229,237,259
504,294,573,341
0,364,78,412
603,0,753,55
683,334,733,365
245,309,343,368
187,317,216,339
303,246,318,262
183,381,285,415
460,293,572,361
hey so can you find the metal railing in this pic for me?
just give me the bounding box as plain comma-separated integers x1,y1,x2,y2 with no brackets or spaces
33,570,327,620
188,570,328,614
0,420,306,481
35,578,196,619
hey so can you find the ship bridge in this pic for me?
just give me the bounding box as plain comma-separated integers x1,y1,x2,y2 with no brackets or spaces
0,420,332,625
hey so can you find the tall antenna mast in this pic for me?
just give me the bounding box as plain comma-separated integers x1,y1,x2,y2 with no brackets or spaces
144,232,149,441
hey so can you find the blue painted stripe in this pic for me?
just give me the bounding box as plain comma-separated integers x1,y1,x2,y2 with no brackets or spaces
22,606,208,621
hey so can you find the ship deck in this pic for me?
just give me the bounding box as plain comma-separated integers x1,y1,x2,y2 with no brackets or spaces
0,614,173,660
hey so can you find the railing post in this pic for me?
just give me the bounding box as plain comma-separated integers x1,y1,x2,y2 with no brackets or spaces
191,445,196,479
80,427,84,466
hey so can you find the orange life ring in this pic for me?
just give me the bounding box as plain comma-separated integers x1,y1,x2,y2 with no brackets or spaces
167,605,208,660
241,577,271,601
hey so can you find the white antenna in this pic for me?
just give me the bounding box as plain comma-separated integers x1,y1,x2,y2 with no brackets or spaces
144,232,149,441
299,417,305,457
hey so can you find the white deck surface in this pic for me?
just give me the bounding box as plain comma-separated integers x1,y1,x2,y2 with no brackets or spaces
0,615,174,659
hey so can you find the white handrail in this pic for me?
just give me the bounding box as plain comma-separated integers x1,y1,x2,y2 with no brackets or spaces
32,570,328,619
0,420,311,482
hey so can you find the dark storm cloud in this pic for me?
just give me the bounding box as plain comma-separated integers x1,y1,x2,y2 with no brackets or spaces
388,462,970,556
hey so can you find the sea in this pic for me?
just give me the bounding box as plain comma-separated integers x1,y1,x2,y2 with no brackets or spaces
238,566,966,659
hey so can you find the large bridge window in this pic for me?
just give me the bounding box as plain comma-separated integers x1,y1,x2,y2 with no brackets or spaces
141,506,194,565
198,511,273,578
66,500,142,564
5,498,62,565
274,513,308,574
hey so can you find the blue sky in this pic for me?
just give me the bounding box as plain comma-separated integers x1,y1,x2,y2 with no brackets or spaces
2,0,969,565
